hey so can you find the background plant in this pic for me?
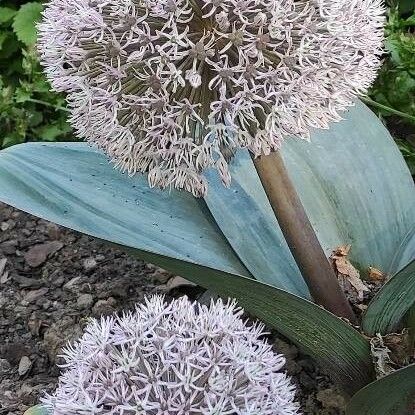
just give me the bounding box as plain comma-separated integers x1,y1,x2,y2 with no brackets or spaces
0,1,71,148
367,0,415,174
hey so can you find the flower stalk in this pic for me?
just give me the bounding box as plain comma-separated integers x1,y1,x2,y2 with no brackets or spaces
253,151,356,322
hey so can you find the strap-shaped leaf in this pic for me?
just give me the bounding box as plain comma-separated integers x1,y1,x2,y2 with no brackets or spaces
345,365,415,415
362,259,415,335
281,102,415,276
389,226,415,274
204,150,310,298
0,142,251,282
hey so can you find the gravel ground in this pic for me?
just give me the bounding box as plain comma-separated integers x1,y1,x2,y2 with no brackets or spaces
0,202,346,414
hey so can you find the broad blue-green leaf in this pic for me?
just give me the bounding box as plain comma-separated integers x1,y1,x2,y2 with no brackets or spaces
0,142,311,296
23,405,50,415
283,102,415,275
362,259,415,335
205,150,310,297
389,225,415,273
346,364,415,415
0,142,251,282
204,102,415,298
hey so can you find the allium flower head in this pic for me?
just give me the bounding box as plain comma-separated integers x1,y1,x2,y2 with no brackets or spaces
41,295,299,414
38,0,384,196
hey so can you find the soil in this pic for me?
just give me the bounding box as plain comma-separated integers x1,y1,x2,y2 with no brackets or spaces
0,202,346,415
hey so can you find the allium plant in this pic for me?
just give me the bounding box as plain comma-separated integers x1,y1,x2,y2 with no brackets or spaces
37,0,384,196
41,295,299,414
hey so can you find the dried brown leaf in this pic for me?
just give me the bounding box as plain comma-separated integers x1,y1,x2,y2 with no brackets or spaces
383,331,411,367
368,266,387,283
332,244,351,257
331,246,370,302
370,334,396,379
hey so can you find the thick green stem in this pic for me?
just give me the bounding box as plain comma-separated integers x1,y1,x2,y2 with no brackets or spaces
252,151,357,323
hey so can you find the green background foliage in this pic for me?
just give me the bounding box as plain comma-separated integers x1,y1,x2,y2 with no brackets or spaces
368,1,415,174
0,1,72,148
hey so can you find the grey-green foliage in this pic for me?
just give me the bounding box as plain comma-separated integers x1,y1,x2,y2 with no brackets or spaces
368,1,415,173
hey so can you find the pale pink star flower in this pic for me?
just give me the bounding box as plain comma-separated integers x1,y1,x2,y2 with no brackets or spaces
38,0,384,196
40,295,300,414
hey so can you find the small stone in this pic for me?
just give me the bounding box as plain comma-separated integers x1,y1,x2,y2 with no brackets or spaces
0,239,18,255
49,270,65,287
107,297,117,306
41,299,52,310
27,314,43,336
92,299,116,317
11,211,21,219
22,228,32,237
298,358,315,373
0,358,11,375
8,219,16,229
18,356,32,376
0,258,7,275
76,293,94,310
46,223,61,240
63,276,81,291
166,276,197,290
273,338,298,360
150,267,172,284
22,287,49,304
43,319,83,362
52,275,65,287
13,275,44,288
299,371,315,390
83,257,97,272
0,271,10,284
97,279,130,299
316,388,347,410
1,220,16,231
284,359,302,375
24,241,64,267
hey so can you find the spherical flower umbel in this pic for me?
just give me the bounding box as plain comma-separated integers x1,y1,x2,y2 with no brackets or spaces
38,0,384,196
41,295,299,414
